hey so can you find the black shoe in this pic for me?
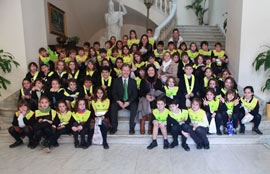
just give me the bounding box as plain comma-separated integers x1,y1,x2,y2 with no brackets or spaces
182,143,190,151
217,129,222,135
110,128,117,135
169,141,179,149
163,140,169,149
41,139,49,147
196,143,203,150
204,144,210,150
86,141,92,148
103,143,109,149
147,140,158,150
9,140,23,148
80,143,88,149
53,141,59,147
129,129,135,135
74,143,79,148
252,127,263,135
30,142,38,149
27,141,33,148
239,126,245,134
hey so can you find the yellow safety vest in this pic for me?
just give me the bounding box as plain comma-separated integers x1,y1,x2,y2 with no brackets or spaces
193,64,205,70
123,54,133,65
39,55,51,64
169,49,177,55
113,68,122,76
204,77,210,88
83,85,93,95
135,77,142,87
58,111,72,125
68,70,80,79
133,61,145,69
188,109,205,123
21,88,32,96
15,110,34,120
35,109,57,120
153,108,170,122
97,56,110,63
164,86,179,97
110,56,118,65
184,74,195,94
199,49,212,56
101,76,112,87
128,39,140,47
154,49,166,58
169,109,188,122
72,110,91,123
187,50,199,59
212,50,225,58
86,70,95,77
225,100,236,115
57,71,67,78
107,48,112,57
31,71,40,82
76,55,87,63
149,38,155,46
91,99,110,116
240,97,258,111
61,57,70,64
207,100,220,113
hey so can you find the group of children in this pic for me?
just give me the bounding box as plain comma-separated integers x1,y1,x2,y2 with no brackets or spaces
8,28,263,152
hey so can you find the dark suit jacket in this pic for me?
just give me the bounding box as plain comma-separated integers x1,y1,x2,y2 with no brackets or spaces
112,77,138,104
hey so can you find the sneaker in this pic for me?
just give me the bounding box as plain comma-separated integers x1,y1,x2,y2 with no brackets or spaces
169,141,179,149
147,141,158,150
182,143,190,151
103,143,109,149
9,140,23,148
252,128,263,135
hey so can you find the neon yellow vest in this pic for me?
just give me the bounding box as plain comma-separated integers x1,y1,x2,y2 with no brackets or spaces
225,100,236,115
187,50,199,59
91,99,110,116
128,39,140,47
207,100,220,113
240,97,258,111
76,55,87,63
164,86,179,97
101,76,112,87
199,49,211,56
35,109,57,121
213,50,225,58
72,110,91,123
154,49,165,58
153,108,170,122
123,54,133,65
135,77,142,87
15,110,34,120
58,111,72,125
188,109,205,122
39,55,51,64
169,109,188,122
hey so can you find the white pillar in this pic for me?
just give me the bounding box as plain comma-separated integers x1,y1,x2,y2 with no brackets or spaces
226,0,270,102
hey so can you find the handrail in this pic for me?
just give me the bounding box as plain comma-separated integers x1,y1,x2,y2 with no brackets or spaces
154,0,177,41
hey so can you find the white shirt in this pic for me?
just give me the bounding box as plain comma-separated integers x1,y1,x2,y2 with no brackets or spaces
18,114,26,128
122,77,129,85
168,36,184,48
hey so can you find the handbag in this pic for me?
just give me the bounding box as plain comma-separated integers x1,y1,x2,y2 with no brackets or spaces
209,118,217,134
92,121,103,145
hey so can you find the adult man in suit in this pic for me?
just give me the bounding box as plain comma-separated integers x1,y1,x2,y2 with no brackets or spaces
110,64,138,135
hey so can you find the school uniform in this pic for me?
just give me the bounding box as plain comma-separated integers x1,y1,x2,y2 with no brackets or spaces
154,49,166,65
39,54,55,71
204,99,223,134
31,89,46,110
199,49,212,56
65,88,80,108
46,88,67,109
186,50,199,60
25,71,43,83
211,50,228,73
18,88,34,109
84,70,98,85
239,96,262,134
90,99,110,148
8,110,35,148
97,76,114,99
111,67,122,79
167,109,190,149
177,60,193,78
178,74,199,108
221,100,240,130
164,86,180,105
48,111,72,147
188,109,210,149
54,71,68,87
70,110,92,147
41,71,56,87
33,108,59,146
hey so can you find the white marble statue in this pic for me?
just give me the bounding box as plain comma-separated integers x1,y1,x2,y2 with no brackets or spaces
105,0,127,40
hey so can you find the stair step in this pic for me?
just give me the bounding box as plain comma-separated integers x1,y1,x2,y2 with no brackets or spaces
180,33,224,37
0,130,269,145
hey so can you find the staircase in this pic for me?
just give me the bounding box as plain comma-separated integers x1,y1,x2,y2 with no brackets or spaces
1,97,270,145
176,25,226,50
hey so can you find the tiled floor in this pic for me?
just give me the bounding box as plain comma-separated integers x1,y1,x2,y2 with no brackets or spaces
0,142,270,174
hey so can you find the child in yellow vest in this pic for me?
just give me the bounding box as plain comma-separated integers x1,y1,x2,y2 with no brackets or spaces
147,97,170,150
188,98,210,149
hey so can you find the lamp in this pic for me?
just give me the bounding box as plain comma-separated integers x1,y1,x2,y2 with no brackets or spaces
144,0,154,29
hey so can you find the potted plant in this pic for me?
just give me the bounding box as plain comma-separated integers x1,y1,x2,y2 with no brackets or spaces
67,36,80,46
186,0,208,25
0,49,20,95
253,46,270,120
